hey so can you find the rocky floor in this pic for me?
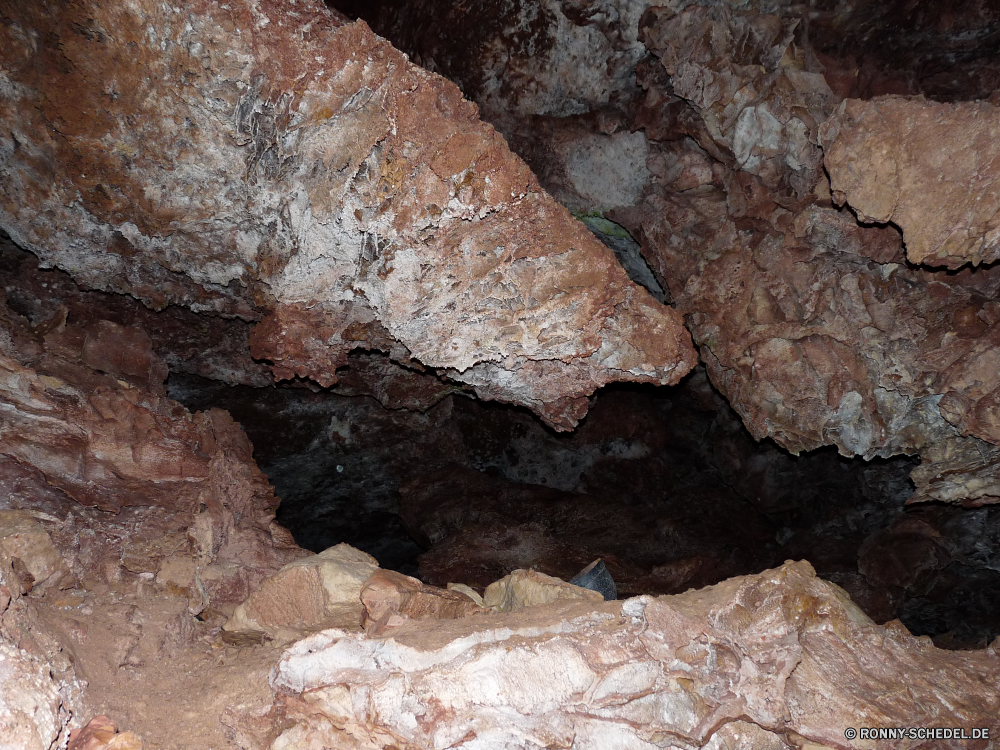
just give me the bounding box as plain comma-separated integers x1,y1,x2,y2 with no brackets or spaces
31,586,280,750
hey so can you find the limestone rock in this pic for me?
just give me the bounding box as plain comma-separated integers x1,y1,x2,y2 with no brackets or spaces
639,4,838,198
482,568,603,612
360,569,483,636
821,97,1000,268
0,289,304,608
0,641,80,750
68,716,144,750
446,583,484,606
335,0,657,126
0,511,72,593
224,544,379,642
0,0,696,431
270,561,1000,748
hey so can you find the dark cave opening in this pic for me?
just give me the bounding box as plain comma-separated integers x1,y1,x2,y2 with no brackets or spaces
165,361,1000,650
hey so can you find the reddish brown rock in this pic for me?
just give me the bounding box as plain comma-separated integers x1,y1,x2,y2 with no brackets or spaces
821,96,1000,268
597,7,1000,505
0,0,696,430
360,568,482,636
0,289,303,608
638,4,838,199
68,716,143,750
0,235,273,388
223,544,378,642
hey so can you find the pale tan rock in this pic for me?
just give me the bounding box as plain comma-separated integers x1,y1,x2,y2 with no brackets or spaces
361,569,482,635
821,96,1000,268
271,561,1000,749
0,510,71,592
482,568,603,612
0,642,78,750
224,544,378,642
446,582,484,606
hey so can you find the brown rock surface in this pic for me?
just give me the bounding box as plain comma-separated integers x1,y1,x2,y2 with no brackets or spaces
0,640,82,750
360,568,482,636
224,544,379,642
271,561,1000,749
603,6,1000,505
821,96,1000,268
0,279,304,609
0,0,696,430
639,4,838,199
0,511,72,593
68,716,143,750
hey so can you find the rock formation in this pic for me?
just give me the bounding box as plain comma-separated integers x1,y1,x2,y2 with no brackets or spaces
348,0,1000,504
2,0,1000,746
0,0,695,431
821,96,1000,269
270,561,1000,749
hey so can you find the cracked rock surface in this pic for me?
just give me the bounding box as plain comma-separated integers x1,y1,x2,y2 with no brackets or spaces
821,96,1000,269
0,0,695,430
270,561,1000,750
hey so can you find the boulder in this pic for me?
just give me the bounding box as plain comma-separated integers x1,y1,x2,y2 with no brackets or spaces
271,561,1000,748
483,568,603,612
360,569,483,636
821,96,1000,268
0,642,80,750
0,511,72,593
223,544,379,642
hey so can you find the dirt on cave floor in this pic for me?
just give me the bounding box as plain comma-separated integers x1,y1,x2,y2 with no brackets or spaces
28,582,283,750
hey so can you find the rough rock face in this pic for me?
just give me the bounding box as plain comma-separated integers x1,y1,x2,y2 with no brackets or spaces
0,0,696,430
270,561,1000,749
602,6,1000,505
223,544,378,643
360,568,483,636
821,96,1000,268
341,0,1000,499
0,265,303,609
0,641,80,750
333,0,657,127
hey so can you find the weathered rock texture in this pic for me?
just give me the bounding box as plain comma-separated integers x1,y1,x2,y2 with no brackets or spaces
67,715,143,750
482,568,603,611
271,561,1000,749
0,641,81,750
334,0,656,127
224,544,378,643
616,7,1000,505
0,0,696,430
0,256,304,610
360,568,483,636
821,97,1000,268
341,0,1000,501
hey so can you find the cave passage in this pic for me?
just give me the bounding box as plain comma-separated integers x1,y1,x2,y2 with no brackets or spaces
167,363,1000,651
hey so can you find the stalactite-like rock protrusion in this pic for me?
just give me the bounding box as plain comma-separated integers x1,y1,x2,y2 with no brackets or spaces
0,0,696,430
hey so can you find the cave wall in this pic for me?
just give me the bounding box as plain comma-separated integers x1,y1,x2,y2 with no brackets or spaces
2,0,1000,746
338,0,1000,508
